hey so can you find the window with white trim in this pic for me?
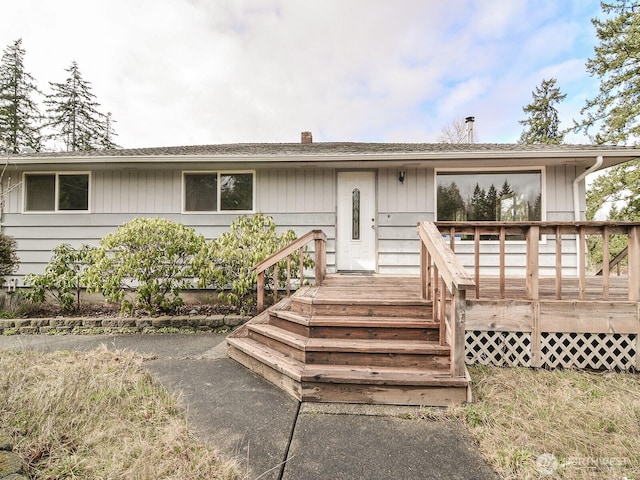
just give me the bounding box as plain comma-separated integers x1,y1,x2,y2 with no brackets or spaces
183,172,254,212
24,173,90,212
436,170,542,222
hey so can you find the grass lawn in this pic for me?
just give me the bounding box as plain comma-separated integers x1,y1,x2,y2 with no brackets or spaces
1,348,638,479
0,348,239,479
450,366,640,479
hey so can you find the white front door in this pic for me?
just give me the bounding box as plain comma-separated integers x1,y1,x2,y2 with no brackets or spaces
336,171,376,271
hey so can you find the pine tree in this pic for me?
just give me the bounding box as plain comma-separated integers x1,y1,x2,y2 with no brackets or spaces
45,61,119,151
518,78,567,144
0,39,43,153
576,1,640,144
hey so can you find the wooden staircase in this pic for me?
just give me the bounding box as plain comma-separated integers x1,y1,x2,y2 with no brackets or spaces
227,275,470,406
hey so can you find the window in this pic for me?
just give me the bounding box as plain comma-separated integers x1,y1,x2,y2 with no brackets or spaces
436,170,542,222
352,188,360,240
183,172,254,212
24,173,90,212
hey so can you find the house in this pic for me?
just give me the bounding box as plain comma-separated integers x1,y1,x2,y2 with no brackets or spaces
5,136,640,405
2,134,637,282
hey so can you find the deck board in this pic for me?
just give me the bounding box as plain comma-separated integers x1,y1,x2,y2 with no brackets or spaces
312,273,630,302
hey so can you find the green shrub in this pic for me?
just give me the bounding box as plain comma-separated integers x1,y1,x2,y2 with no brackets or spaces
0,231,19,284
23,244,94,311
86,218,205,315
195,213,312,312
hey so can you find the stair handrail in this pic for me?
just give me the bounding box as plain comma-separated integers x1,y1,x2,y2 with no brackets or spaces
418,221,475,378
596,246,628,276
253,229,327,313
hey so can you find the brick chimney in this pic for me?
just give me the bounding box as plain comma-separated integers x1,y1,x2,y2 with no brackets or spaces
301,131,313,144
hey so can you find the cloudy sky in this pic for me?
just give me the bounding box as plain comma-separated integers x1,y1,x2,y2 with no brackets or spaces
3,0,603,149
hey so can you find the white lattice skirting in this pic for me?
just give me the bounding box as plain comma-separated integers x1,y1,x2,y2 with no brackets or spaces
465,331,638,371
466,331,532,367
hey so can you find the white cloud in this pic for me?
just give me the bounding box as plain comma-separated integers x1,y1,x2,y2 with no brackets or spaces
1,0,603,148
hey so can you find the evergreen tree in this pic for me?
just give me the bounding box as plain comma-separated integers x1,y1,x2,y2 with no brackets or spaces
437,182,465,220
0,39,42,153
469,184,487,221
45,61,119,151
485,184,498,221
576,1,640,145
518,78,566,144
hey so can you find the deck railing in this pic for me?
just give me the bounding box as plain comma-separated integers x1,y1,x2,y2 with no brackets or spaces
418,221,475,378
434,221,640,302
252,229,327,313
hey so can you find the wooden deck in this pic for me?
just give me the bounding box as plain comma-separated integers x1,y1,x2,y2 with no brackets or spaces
227,272,639,405
226,221,640,405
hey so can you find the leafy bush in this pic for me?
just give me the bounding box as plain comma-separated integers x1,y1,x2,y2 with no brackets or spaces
0,232,19,284
23,244,94,311
86,218,205,315
196,213,312,312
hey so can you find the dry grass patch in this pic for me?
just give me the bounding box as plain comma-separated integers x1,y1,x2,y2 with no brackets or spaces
452,366,640,479
0,347,239,479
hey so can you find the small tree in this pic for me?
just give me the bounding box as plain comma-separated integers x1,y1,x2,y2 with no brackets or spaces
86,218,205,314
437,117,476,143
23,243,93,311
0,232,19,284
518,78,566,144
196,214,312,312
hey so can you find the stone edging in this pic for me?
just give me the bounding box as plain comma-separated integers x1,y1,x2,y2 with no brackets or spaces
0,315,251,336
0,430,27,479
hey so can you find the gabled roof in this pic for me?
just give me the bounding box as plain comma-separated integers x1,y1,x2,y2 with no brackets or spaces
7,142,639,170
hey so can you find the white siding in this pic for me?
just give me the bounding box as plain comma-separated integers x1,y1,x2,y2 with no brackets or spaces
2,168,338,280
1,163,585,280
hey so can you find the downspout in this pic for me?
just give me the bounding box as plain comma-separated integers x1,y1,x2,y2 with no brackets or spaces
573,155,603,221
572,155,603,276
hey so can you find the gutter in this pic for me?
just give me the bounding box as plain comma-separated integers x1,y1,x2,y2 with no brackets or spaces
572,155,603,221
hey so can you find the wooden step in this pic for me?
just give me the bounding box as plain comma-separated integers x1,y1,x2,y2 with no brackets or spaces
300,365,468,406
301,380,468,406
226,336,304,400
269,310,439,341
247,324,450,369
247,323,308,362
302,364,466,386
289,296,433,318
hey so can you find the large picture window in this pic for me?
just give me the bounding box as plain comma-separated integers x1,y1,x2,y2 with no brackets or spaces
436,170,542,222
183,171,254,212
24,173,90,212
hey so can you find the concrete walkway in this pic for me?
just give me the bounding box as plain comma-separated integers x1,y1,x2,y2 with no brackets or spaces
0,334,497,480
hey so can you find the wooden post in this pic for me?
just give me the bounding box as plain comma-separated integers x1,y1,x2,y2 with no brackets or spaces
499,227,506,299
440,277,446,341
474,227,480,299
555,226,562,300
531,300,541,368
579,227,586,300
629,226,640,301
273,264,279,303
286,257,291,296
299,247,305,287
452,286,466,377
433,265,440,324
257,271,265,313
314,236,326,285
602,227,610,300
426,250,432,301
526,226,540,300
420,241,428,300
